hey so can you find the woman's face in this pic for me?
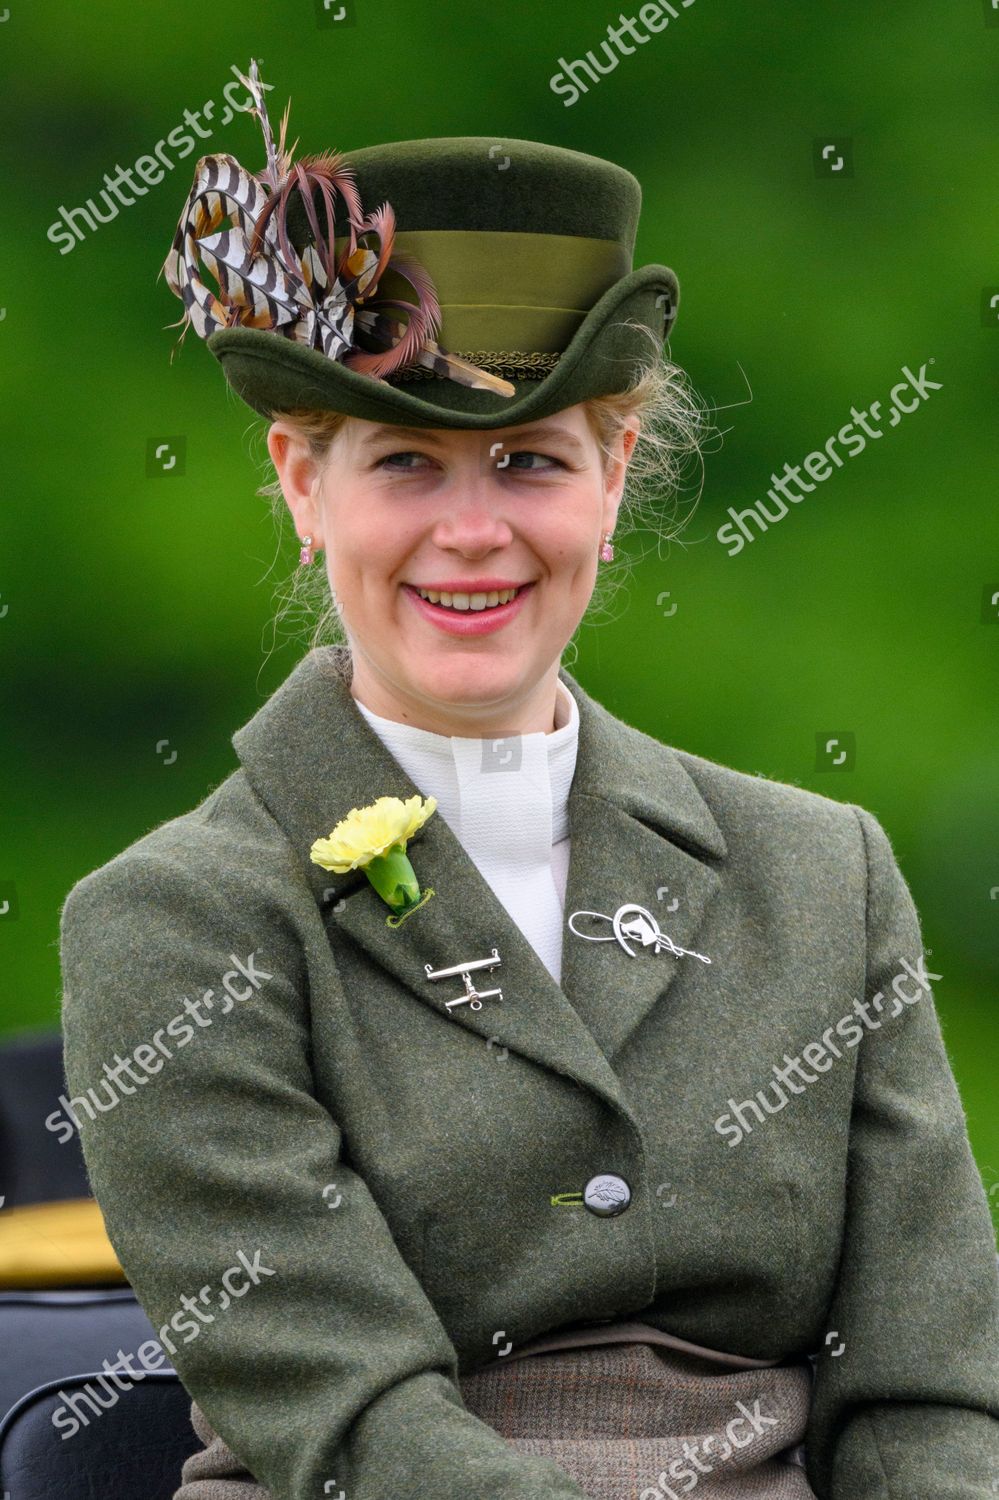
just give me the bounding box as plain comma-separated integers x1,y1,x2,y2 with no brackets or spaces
267,402,637,735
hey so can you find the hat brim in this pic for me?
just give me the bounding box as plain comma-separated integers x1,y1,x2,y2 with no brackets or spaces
205,263,679,431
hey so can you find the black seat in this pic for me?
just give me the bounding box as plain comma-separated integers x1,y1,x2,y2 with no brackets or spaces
0,1370,198,1500
0,1031,90,1208
0,1288,169,1423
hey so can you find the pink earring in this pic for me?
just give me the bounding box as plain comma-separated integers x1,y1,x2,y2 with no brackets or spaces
299,535,315,566
599,532,614,562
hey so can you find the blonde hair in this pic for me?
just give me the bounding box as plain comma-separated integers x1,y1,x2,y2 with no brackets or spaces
255,320,714,669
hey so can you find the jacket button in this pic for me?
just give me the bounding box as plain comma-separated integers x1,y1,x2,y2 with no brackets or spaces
583,1173,631,1216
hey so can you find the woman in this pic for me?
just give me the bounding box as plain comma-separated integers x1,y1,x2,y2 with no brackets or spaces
59,61,999,1500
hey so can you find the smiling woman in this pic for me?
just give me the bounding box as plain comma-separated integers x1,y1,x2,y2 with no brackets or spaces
266,400,622,733
58,54,999,1500
256,338,708,689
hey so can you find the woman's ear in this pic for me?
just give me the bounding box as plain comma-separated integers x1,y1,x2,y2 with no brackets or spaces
266,422,325,544
603,417,640,534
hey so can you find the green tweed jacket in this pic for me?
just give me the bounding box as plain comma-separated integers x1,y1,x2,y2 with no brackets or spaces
59,645,999,1500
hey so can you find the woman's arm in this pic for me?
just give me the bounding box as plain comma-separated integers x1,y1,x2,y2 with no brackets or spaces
807,804,999,1496
59,844,586,1500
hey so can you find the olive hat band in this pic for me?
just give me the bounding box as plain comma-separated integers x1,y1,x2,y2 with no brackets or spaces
387,229,631,352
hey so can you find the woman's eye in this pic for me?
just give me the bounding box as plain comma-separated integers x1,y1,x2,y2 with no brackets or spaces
502,451,565,471
376,450,565,471
378,451,431,470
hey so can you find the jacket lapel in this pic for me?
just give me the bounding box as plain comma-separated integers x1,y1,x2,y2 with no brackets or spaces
232,647,727,1114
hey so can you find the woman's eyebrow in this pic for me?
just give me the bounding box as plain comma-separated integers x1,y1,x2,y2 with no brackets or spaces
501,426,588,455
357,424,587,455
358,426,449,448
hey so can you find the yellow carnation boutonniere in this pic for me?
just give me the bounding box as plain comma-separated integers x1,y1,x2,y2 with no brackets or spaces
310,794,437,927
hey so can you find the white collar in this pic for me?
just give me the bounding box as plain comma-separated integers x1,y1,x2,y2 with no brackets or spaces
351,677,579,847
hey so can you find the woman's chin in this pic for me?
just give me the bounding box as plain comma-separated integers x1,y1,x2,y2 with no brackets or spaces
410,657,523,700
395,648,530,707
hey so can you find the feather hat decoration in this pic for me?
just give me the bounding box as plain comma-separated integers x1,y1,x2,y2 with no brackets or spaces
160,60,516,397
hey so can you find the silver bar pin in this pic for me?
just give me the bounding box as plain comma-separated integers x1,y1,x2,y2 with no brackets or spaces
425,948,504,1012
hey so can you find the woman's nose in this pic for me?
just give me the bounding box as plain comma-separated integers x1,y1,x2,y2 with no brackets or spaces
429,471,516,549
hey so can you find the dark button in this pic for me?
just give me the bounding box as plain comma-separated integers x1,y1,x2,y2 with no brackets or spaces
583,1173,631,1216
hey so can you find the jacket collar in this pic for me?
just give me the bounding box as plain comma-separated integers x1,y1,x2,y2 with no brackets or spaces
233,646,727,1116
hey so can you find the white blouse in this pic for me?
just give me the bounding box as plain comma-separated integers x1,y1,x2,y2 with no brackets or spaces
352,677,579,984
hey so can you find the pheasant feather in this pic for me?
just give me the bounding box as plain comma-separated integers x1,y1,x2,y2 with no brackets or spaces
161,59,515,395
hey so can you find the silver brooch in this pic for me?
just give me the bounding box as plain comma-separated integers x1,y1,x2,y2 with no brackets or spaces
568,904,711,964
424,948,504,1011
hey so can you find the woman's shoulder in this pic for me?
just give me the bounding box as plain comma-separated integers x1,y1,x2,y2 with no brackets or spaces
578,676,872,849
657,740,905,919
654,731,878,861
575,676,886,874
61,764,305,930
677,737,860,813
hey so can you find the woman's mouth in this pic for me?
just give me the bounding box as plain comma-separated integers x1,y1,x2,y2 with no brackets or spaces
402,581,535,635
414,585,523,611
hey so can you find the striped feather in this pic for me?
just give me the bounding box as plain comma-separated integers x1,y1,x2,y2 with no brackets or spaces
162,61,517,398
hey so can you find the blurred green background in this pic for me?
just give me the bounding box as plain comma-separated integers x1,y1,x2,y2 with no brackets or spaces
0,1,996,1212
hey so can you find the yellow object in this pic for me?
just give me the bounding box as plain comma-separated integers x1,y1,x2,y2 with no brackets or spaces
0,1197,126,1288
310,794,437,874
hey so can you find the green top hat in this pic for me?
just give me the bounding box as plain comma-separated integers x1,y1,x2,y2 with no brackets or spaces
162,61,679,431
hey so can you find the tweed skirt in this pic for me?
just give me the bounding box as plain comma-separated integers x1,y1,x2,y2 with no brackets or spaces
173,1340,817,1499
